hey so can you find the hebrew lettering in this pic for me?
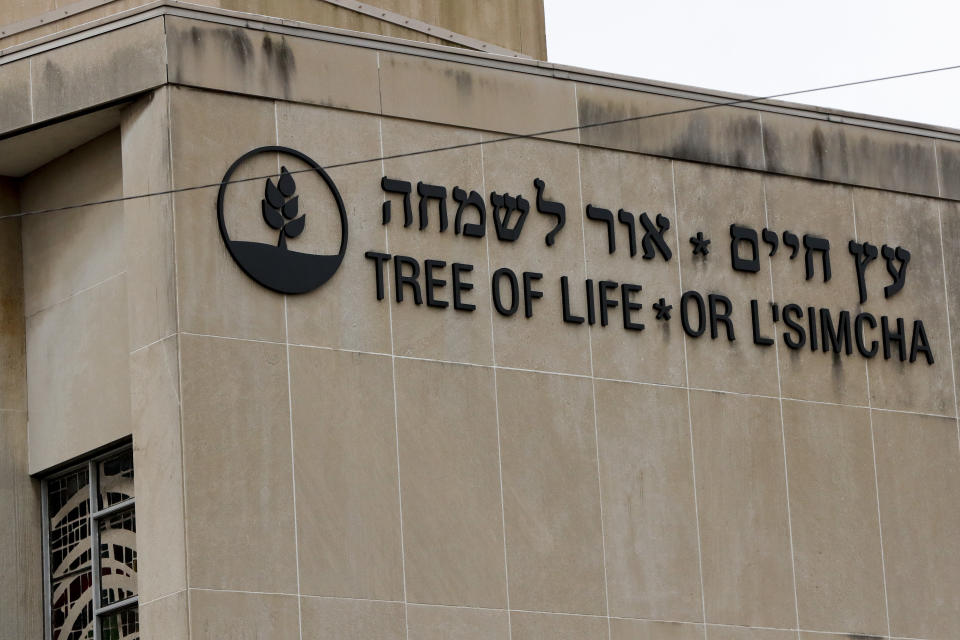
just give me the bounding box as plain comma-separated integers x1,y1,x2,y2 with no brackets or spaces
491,192,530,242
803,234,832,282
381,177,413,227
453,186,486,237
730,224,760,273
533,178,566,246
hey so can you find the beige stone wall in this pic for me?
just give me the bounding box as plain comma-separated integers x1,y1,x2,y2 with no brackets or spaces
0,17,167,138
0,178,41,639
160,53,960,639
20,131,132,473
0,0,547,58
8,88,183,636
120,87,188,635
3,7,960,640
359,0,546,56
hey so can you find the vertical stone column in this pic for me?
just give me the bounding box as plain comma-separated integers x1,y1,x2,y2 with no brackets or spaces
0,177,41,638
121,88,190,638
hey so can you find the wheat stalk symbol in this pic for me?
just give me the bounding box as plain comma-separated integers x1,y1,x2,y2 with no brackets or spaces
262,166,306,249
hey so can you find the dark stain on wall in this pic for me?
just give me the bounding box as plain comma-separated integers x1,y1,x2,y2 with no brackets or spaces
577,94,762,169
665,111,759,168
171,24,255,83
170,23,299,101
810,126,827,178
443,67,475,96
260,34,296,98
186,25,254,64
187,25,205,50
39,60,64,91
576,96,630,144
765,118,937,195
225,27,254,64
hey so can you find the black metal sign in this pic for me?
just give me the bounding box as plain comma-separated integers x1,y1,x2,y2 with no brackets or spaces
217,146,348,294
217,148,934,366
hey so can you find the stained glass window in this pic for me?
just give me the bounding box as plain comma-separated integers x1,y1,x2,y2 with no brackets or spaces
98,450,134,510
44,445,138,640
99,510,137,607
99,607,139,640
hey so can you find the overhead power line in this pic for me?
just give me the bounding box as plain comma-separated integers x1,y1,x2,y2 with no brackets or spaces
5,61,960,221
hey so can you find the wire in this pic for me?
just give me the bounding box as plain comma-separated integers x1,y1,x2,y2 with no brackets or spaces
6,61,960,221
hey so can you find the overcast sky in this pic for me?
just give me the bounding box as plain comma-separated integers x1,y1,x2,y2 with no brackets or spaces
544,0,960,130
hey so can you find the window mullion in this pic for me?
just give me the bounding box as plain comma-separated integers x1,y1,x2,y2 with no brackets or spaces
41,478,52,640
95,595,139,617
88,459,102,640
91,496,136,520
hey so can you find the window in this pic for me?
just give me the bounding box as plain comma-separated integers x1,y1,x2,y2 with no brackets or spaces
42,445,138,640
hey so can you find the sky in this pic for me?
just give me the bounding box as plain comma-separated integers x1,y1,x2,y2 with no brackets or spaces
543,0,960,130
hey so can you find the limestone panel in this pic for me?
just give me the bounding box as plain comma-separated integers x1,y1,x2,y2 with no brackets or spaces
595,381,701,622
180,333,297,593
0,0,547,57
406,604,509,640
0,411,41,640
674,162,779,396
482,135,591,375
376,0,546,57
690,390,795,629
707,628,796,640
512,0,548,58
0,59,31,134
130,336,186,604
277,104,391,354
939,200,960,419
0,206,26,411
20,130,124,318
289,347,403,601
26,275,131,473
577,83,765,171
936,138,960,201
510,611,607,640
381,118,494,364
0,0,56,32
763,174,868,405
0,103,124,179
166,16,381,114
169,87,285,341
140,590,188,640
0,0,145,49
620,619,709,640
395,358,506,608
30,18,166,122
853,188,953,415
580,149,685,386
762,111,939,197
610,619,703,640
497,369,606,616
121,89,177,352
379,53,578,143
874,410,960,639
781,400,886,635
300,597,405,640
205,0,450,47
189,590,299,640
0,187,36,640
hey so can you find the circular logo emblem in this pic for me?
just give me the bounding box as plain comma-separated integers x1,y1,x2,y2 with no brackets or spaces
217,146,348,294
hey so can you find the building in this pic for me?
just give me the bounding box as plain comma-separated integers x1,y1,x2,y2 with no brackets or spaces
1,1,959,639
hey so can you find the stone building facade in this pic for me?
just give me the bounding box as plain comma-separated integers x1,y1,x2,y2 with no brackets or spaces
1,2,960,639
